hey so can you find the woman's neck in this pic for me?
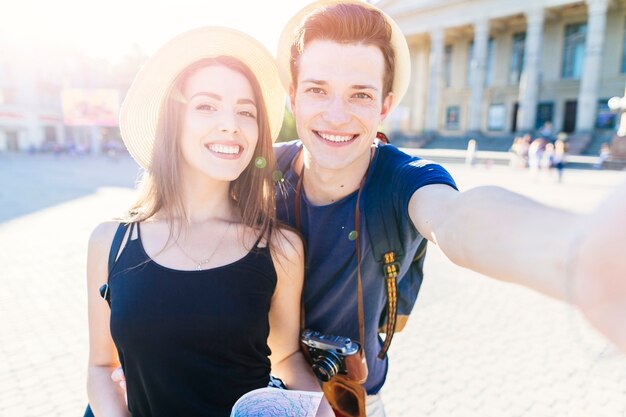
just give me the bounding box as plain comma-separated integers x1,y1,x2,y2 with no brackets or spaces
174,174,237,225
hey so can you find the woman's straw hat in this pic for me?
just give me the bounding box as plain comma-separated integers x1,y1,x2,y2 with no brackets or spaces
276,0,410,112
120,26,285,170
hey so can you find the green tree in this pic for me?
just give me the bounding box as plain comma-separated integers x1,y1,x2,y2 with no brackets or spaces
277,106,298,142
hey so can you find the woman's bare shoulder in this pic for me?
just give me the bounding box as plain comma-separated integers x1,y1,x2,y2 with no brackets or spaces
88,221,126,252
272,226,304,258
269,225,304,281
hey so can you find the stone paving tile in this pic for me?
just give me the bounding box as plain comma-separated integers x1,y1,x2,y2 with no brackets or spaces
380,163,626,417
1,154,140,417
1,154,626,417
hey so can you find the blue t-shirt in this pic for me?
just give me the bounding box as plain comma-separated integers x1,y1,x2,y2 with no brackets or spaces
274,140,457,394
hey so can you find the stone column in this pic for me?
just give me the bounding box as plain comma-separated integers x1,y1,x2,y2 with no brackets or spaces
517,7,545,132
576,0,609,132
468,18,489,132
425,28,444,133
410,41,429,133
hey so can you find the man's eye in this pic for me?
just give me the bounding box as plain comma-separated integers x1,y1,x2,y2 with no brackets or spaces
306,87,325,94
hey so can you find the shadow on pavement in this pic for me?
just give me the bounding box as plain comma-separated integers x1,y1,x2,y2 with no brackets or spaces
0,153,142,223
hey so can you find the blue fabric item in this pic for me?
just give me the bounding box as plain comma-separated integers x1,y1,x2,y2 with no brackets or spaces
108,223,276,417
274,140,457,394
82,405,94,417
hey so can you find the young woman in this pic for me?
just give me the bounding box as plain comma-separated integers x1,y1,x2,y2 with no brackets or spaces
86,27,330,417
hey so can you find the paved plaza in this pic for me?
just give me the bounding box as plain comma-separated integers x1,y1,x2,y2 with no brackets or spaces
0,151,625,417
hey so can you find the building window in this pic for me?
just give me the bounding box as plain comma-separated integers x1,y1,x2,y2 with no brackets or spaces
5,131,19,152
444,45,453,87
467,39,495,86
445,106,460,130
509,32,526,84
562,22,587,79
596,98,617,129
44,126,58,142
535,102,554,129
488,104,506,130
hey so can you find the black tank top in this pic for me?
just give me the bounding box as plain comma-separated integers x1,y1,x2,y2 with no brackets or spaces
108,223,276,417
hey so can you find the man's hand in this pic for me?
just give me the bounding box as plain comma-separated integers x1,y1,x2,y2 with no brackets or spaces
574,181,626,352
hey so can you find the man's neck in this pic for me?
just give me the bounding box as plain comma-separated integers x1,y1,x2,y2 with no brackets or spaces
297,147,373,206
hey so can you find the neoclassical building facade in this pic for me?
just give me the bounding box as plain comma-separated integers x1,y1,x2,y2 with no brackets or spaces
379,0,626,142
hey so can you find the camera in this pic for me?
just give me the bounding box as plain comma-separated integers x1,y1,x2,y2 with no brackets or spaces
300,329,368,383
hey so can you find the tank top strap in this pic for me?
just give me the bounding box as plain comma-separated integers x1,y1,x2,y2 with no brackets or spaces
132,221,140,240
252,231,265,249
252,224,272,250
118,222,138,260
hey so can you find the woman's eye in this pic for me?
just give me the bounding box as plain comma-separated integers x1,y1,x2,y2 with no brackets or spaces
353,92,373,100
196,104,217,111
239,110,257,119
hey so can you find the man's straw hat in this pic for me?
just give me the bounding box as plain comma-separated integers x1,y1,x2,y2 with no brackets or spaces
276,0,410,112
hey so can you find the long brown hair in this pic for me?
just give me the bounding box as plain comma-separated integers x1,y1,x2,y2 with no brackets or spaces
290,3,395,98
125,56,276,246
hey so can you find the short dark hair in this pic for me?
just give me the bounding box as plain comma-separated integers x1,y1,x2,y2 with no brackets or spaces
290,3,395,98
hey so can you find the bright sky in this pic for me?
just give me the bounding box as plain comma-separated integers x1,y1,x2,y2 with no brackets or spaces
1,0,321,62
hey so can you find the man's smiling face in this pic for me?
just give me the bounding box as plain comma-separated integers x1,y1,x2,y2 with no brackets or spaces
290,39,393,171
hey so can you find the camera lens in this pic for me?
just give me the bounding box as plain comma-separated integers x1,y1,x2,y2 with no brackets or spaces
312,352,342,382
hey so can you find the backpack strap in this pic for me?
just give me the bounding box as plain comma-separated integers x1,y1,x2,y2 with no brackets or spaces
378,252,400,359
99,222,131,306
364,141,407,359
274,141,302,174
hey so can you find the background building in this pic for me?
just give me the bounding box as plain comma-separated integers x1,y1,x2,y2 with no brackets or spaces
0,39,67,152
0,35,145,153
3,0,625,156
380,0,626,154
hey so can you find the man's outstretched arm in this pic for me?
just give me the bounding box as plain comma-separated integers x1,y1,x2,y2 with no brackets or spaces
408,182,626,351
409,184,581,299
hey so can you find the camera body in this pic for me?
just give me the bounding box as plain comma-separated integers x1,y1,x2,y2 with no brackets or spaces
300,329,368,383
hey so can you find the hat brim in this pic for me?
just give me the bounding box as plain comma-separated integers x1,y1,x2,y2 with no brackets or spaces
120,26,285,170
276,0,410,112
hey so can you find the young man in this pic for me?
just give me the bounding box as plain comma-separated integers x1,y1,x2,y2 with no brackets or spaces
272,0,626,415
272,1,456,414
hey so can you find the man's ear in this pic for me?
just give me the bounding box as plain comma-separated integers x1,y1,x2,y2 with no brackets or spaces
289,83,297,114
380,92,394,122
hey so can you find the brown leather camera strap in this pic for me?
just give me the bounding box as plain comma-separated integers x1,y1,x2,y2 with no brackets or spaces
294,162,306,332
353,169,369,351
294,149,372,350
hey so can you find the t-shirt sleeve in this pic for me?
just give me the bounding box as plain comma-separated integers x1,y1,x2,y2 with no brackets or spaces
392,157,458,216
